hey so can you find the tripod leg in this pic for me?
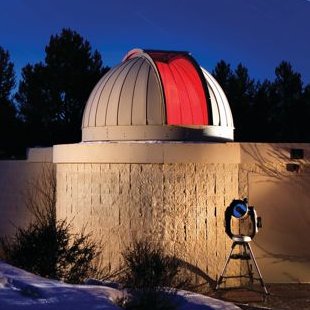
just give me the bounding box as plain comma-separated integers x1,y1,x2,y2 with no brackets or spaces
243,243,254,285
216,242,236,290
247,243,269,295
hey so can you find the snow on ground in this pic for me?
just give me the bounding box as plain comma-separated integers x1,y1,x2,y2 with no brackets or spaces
0,261,240,309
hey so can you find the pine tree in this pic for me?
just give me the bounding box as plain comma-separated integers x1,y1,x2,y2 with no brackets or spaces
0,46,21,157
16,28,109,146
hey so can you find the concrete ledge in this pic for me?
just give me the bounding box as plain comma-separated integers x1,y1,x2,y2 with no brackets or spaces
240,143,310,164
53,142,240,164
82,125,234,142
27,147,53,163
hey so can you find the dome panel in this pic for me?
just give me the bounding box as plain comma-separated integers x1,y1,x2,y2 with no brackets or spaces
94,64,125,126
131,60,151,125
207,83,220,126
202,68,233,128
149,53,208,126
106,58,140,125
146,66,164,125
96,59,136,126
82,77,101,127
89,64,122,127
117,58,144,125
172,58,207,125
82,65,118,128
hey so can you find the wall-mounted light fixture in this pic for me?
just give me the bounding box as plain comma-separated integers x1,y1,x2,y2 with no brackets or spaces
286,163,300,173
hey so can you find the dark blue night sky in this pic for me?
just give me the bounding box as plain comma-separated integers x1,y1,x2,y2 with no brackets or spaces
1,0,310,84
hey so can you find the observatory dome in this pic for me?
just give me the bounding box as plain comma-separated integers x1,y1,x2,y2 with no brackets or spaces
82,48,234,142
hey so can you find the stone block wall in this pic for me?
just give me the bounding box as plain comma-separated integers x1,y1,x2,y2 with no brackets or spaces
56,162,240,285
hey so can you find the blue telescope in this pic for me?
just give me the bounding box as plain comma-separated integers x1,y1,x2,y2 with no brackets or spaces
225,198,262,241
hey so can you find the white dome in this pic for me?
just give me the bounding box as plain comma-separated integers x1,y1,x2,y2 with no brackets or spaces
82,48,234,142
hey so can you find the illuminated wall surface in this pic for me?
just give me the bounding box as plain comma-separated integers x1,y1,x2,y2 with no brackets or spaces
0,50,309,284
53,143,310,284
1,144,309,284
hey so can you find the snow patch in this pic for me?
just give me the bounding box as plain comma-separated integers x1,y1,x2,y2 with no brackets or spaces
0,261,240,309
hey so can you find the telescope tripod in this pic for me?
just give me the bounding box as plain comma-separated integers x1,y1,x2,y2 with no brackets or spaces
216,238,269,295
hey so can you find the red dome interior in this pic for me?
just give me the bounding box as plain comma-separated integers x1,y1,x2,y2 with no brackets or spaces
148,52,208,126
124,50,209,126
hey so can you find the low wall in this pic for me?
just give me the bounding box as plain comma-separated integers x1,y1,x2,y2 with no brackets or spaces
0,148,53,238
1,143,309,284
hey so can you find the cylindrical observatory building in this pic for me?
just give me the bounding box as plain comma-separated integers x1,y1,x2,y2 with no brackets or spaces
54,48,238,283
53,49,310,284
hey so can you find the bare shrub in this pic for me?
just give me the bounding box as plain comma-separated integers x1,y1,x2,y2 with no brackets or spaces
0,164,106,284
118,240,188,309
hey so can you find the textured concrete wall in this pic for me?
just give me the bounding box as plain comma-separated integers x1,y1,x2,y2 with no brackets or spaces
56,162,240,285
55,142,310,284
0,148,53,238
